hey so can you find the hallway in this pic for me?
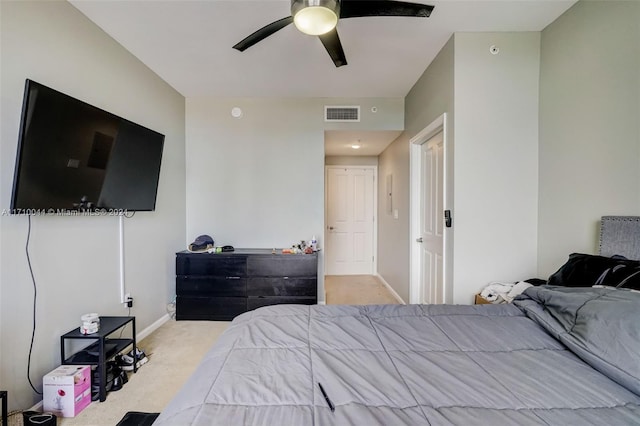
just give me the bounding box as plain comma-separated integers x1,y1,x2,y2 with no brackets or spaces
325,275,401,305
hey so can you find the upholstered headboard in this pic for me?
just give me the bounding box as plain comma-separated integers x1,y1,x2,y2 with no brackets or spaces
599,216,640,260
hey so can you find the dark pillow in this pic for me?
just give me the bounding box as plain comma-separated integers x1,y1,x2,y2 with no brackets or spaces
547,253,640,290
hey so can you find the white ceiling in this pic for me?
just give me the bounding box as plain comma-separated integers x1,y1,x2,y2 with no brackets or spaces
69,0,576,155
325,130,403,156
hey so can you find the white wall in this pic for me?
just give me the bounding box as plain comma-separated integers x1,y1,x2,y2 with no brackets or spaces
453,32,540,303
538,0,640,276
0,1,185,411
185,97,403,302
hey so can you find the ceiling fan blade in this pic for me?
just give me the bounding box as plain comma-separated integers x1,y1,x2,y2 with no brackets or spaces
318,28,348,68
340,0,434,19
233,16,294,52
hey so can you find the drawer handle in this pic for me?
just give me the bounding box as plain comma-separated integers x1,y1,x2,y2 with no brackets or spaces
283,276,289,280
226,276,241,280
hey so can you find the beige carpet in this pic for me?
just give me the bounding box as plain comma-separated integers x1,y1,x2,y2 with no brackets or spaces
6,276,397,425
5,320,227,426
325,275,402,305
61,320,227,426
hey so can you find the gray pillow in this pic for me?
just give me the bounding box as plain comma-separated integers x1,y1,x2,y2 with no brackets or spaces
515,286,640,395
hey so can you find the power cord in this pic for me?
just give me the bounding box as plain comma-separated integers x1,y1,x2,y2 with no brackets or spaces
25,215,42,395
24,213,134,395
166,297,176,319
118,306,132,339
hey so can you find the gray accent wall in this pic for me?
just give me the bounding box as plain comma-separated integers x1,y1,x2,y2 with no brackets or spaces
538,1,640,276
0,1,185,410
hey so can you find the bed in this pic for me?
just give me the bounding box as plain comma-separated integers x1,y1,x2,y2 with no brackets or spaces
154,285,640,425
155,217,640,425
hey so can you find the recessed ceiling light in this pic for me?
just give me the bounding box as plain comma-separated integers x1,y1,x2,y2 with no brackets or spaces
351,140,361,149
231,107,243,118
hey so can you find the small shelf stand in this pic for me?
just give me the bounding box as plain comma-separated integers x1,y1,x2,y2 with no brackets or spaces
60,316,136,402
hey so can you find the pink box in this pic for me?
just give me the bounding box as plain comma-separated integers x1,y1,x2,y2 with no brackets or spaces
43,365,91,417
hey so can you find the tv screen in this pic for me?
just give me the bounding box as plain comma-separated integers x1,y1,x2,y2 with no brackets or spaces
10,79,165,213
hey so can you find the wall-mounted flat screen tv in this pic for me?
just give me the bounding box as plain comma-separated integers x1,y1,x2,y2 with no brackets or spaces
10,79,165,213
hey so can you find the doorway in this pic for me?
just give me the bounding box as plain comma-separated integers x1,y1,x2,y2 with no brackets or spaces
325,166,377,275
409,113,450,304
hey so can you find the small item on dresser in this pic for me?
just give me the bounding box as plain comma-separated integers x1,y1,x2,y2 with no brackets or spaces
188,235,214,253
209,245,235,254
80,313,99,335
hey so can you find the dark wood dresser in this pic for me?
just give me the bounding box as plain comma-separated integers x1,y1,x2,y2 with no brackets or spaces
175,249,318,320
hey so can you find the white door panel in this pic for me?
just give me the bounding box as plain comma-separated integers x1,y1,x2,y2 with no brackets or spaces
420,132,444,304
435,253,443,303
410,114,449,305
326,167,375,275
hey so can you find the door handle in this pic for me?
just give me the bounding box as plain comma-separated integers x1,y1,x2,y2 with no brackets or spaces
328,226,334,230
416,237,423,243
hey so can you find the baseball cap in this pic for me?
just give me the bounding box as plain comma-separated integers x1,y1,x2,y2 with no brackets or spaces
188,235,214,252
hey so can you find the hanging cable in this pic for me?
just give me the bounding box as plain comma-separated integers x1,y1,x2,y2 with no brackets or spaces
25,215,42,395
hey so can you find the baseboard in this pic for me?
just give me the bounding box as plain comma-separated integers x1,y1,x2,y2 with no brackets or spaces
137,313,170,342
28,400,43,412
375,273,406,304
317,300,326,305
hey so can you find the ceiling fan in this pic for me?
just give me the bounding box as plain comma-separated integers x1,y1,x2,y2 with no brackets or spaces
233,0,435,67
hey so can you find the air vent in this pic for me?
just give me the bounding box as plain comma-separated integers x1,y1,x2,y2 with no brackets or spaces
325,106,360,122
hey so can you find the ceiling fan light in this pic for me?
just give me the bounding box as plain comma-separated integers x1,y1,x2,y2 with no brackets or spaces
293,6,338,35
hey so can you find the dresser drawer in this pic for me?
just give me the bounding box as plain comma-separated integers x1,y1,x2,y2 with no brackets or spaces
247,296,317,311
247,277,316,297
176,255,246,276
175,250,318,321
176,296,246,321
176,276,246,296
247,255,317,277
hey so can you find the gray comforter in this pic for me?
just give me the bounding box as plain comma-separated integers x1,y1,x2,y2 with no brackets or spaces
155,286,640,425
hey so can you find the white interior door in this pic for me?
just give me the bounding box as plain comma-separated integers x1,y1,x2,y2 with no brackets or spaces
410,113,449,305
419,132,444,303
325,167,375,275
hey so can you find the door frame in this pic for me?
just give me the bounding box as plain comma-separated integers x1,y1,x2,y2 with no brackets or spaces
324,165,378,275
409,113,450,304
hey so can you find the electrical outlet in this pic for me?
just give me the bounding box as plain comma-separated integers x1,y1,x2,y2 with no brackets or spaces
125,293,133,308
